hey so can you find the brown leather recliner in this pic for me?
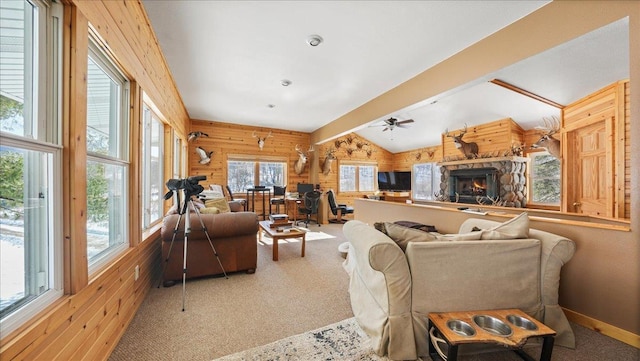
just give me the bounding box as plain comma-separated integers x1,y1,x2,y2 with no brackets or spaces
161,210,258,282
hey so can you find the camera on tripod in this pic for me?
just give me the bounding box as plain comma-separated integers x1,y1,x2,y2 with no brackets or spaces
163,175,206,200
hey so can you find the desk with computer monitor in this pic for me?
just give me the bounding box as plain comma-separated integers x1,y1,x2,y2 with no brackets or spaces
285,184,327,225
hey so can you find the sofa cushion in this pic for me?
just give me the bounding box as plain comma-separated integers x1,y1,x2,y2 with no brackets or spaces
436,231,483,241
480,212,529,239
204,197,231,213
383,222,438,251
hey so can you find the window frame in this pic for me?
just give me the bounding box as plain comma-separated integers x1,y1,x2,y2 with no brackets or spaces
338,160,377,193
412,162,442,201
85,36,130,273
0,0,63,335
226,154,288,193
141,100,164,231
527,150,561,208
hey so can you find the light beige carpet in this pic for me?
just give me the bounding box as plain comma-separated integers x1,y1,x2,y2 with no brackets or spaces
110,222,639,361
110,223,354,361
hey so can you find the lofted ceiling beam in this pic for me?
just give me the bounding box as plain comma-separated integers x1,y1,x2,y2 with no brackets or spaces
489,79,565,109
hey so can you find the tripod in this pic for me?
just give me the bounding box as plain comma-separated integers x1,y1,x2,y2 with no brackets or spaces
159,189,228,311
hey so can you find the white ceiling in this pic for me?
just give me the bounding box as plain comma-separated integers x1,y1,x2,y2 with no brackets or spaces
143,1,629,153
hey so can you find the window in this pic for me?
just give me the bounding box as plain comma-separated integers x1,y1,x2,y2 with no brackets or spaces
86,38,130,269
227,157,287,192
0,0,63,334
339,162,376,192
413,162,442,200
141,103,164,230
529,151,561,205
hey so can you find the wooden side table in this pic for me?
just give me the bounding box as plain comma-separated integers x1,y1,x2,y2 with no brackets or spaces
428,308,555,361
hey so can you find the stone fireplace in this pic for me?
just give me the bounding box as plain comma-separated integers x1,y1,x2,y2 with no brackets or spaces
439,157,529,207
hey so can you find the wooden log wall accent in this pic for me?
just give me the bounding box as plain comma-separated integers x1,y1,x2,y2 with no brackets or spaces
392,145,443,171
441,118,525,160
316,133,393,206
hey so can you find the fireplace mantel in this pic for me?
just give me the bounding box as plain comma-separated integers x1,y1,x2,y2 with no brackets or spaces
438,156,529,167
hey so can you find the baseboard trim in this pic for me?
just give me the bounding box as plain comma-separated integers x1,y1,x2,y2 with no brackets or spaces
563,308,640,348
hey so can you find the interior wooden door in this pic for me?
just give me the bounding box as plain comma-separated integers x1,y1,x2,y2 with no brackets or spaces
568,119,612,216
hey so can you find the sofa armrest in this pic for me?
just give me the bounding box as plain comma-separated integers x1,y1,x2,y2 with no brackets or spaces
228,200,245,212
343,220,416,360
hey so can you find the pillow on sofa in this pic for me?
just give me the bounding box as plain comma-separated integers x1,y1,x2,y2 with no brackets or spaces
480,212,529,240
204,198,231,213
383,222,438,251
394,220,438,233
200,207,221,214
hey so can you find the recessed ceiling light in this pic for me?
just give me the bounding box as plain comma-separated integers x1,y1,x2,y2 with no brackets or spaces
281,79,292,87
306,35,323,47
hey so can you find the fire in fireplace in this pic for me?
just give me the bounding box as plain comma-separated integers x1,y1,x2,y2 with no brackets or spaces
449,168,498,203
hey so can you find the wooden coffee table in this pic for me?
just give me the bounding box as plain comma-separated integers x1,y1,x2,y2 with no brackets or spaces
428,308,556,361
258,220,307,261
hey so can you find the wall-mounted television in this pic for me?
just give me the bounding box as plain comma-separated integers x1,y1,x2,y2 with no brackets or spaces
378,171,412,191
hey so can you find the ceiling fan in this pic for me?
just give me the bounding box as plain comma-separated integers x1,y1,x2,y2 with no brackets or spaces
370,117,414,132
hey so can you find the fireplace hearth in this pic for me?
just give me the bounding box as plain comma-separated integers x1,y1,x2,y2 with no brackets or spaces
438,157,529,207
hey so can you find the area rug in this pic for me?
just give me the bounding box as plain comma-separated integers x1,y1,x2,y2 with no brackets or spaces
212,317,392,361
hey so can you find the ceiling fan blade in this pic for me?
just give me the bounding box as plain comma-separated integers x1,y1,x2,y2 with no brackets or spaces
382,127,390,132
396,119,414,125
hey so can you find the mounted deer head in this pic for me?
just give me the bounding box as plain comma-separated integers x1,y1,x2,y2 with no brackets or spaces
252,130,273,151
322,148,337,175
506,142,525,157
531,116,561,159
426,150,435,159
294,144,314,175
334,139,347,149
445,124,479,159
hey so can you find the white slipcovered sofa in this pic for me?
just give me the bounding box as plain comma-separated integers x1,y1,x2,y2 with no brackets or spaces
343,214,575,360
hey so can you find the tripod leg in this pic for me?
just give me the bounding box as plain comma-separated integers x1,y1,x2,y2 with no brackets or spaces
182,230,187,311
182,204,191,312
193,203,228,279
157,211,183,288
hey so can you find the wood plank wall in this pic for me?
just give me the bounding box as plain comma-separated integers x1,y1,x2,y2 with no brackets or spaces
188,119,312,215
1,1,185,360
441,118,525,160
392,145,443,171
74,0,190,138
187,120,393,210
316,134,393,205
622,81,631,219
